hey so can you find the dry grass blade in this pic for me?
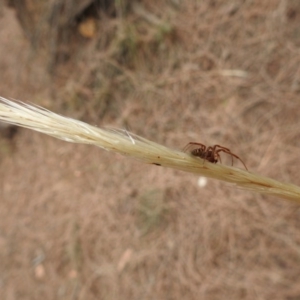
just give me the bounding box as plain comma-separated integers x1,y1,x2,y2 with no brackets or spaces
0,96,299,202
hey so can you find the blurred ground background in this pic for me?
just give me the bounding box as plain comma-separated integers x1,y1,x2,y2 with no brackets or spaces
0,0,300,299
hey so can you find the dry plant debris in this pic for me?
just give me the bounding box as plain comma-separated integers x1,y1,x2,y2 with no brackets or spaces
0,96,299,202
1,1,300,299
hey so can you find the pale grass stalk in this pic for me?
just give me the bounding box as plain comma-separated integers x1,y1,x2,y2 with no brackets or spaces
0,97,299,203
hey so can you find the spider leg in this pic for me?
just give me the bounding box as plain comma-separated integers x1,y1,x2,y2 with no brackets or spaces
230,152,247,170
183,142,206,153
213,144,231,152
216,149,248,171
213,145,231,164
217,152,222,164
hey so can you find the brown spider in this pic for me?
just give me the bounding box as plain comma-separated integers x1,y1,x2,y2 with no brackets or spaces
184,142,248,171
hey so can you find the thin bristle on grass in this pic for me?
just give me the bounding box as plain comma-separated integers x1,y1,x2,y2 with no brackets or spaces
0,96,299,202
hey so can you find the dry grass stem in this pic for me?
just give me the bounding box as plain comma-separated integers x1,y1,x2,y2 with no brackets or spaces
0,96,299,202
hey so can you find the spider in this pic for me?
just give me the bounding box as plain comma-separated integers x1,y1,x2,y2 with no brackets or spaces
183,142,248,171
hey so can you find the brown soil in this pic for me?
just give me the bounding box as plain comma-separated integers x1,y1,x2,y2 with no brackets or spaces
1,1,300,299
